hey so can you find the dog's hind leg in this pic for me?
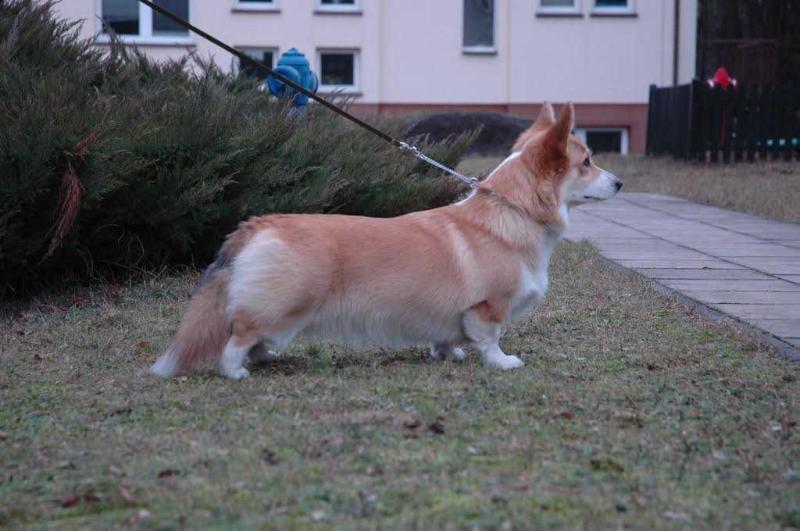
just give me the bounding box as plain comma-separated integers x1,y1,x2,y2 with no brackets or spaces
219,314,263,379
462,302,523,370
220,337,258,380
430,342,466,362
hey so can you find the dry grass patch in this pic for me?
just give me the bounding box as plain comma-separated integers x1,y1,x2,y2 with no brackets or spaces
1,243,798,528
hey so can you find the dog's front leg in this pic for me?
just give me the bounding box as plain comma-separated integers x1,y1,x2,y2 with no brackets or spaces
462,301,524,370
430,342,466,362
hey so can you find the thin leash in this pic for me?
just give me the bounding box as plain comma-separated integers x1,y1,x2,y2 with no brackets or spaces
136,0,479,189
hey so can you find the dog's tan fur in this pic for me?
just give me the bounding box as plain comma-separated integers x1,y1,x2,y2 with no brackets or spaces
152,103,622,379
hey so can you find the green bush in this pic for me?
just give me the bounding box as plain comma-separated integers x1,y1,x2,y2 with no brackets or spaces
0,1,475,297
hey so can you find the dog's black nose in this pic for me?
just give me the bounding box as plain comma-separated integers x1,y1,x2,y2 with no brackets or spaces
614,180,623,191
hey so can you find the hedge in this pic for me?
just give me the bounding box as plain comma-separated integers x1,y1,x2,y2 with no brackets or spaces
0,1,475,297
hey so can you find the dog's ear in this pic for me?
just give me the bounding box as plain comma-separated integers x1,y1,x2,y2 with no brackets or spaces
512,102,556,151
543,103,574,155
520,104,573,223
532,102,556,132
522,103,574,176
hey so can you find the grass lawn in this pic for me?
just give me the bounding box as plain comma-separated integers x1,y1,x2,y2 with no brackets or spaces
1,242,798,528
458,155,800,223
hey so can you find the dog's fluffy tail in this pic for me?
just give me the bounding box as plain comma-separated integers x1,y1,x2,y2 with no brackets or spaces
151,267,231,377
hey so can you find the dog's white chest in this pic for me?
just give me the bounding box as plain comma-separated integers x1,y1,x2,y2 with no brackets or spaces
510,261,549,319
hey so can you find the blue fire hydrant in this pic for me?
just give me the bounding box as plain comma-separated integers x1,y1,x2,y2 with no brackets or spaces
266,48,319,109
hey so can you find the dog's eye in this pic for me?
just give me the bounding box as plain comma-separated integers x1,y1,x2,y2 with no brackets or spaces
583,157,591,168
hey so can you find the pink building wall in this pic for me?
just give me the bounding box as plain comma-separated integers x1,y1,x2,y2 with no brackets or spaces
51,0,697,154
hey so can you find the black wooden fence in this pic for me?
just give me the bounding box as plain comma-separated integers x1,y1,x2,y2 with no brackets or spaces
647,80,800,162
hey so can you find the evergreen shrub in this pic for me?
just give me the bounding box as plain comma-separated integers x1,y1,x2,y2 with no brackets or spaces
0,1,475,296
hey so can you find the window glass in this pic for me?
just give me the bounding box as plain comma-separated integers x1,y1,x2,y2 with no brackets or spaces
595,0,628,7
320,0,355,4
463,0,494,48
101,0,139,35
239,50,274,78
320,53,354,86
586,131,622,153
152,0,189,35
541,0,576,7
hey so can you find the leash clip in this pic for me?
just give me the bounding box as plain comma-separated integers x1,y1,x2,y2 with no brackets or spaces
398,142,479,189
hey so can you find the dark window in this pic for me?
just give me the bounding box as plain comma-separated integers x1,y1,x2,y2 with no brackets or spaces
320,0,356,5
586,131,623,154
320,53,355,86
541,0,576,7
595,0,628,7
239,50,274,79
463,0,494,48
101,0,139,35
152,0,189,35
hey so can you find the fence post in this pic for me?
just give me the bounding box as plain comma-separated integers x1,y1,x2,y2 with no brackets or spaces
646,84,657,156
733,85,746,162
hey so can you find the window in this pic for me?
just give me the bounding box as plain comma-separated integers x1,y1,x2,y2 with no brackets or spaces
463,0,494,52
592,0,634,14
316,0,359,13
538,0,580,14
233,0,279,12
318,50,358,93
99,0,191,43
575,128,629,155
237,48,275,79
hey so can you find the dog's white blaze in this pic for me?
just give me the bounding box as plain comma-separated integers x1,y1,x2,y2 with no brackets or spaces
455,151,520,205
510,242,555,320
485,151,520,182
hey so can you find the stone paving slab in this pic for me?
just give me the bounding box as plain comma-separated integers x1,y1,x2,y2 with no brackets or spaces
660,279,800,292
568,193,800,359
751,319,800,338
637,269,775,280
682,291,800,304
711,304,800,320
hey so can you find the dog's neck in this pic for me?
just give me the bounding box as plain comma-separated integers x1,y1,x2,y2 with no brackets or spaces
453,185,569,253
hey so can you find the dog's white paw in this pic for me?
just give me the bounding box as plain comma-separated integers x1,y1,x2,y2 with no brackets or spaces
486,354,524,370
450,347,466,362
221,366,250,380
430,344,467,362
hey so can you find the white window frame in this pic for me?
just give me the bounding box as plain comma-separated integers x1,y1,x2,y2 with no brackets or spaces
95,0,193,46
574,127,630,155
232,0,280,13
463,0,497,54
315,0,360,14
537,0,582,16
233,47,279,76
591,0,636,16
316,49,360,94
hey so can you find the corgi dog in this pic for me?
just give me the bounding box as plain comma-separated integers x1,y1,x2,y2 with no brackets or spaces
151,103,622,379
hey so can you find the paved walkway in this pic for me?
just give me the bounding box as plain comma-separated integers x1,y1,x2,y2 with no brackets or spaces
567,192,800,359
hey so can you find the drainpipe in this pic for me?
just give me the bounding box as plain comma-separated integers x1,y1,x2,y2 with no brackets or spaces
673,0,681,85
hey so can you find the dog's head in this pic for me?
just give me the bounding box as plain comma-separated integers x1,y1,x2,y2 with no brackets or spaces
514,103,622,222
